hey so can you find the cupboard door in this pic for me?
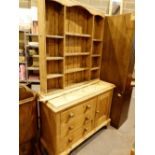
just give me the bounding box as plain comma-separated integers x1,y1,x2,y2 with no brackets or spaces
95,91,112,127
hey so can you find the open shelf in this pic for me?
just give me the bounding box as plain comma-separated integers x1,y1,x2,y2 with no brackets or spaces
45,0,64,36
66,36,91,54
66,6,93,35
65,56,89,71
47,77,63,90
47,74,63,79
65,70,89,87
92,41,102,55
47,60,63,74
91,69,100,80
92,57,100,68
94,15,104,40
28,70,40,82
46,38,63,57
65,67,89,74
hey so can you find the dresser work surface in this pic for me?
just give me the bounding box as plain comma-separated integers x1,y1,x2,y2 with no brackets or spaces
39,80,115,155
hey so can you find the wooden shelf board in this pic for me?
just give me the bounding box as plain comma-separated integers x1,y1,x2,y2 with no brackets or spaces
66,33,91,38
27,67,39,70
29,55,39,58
92,54,101,57
65,52,89,56
26,33,38,37
26,45,38,48
93,39,102,42
19,80,27,83
65,67,89,74
91,67,100,71
28,79,40,83
46,57,63,60
47,74,63,79
46,35,64,39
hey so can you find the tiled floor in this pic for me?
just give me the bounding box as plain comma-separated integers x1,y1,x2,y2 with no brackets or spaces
70,88,135,155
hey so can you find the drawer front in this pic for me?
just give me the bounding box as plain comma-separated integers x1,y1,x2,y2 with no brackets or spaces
60,98,96,137
61,113,93,137
60,123,92,153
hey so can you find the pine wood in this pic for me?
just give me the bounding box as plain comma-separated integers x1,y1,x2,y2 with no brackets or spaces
38,0,105,94
39,80,115,155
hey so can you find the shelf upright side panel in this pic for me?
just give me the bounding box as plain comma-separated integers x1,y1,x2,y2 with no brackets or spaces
98,18,104,78
38,0,47,93
89,15,95,80
63,6,66,88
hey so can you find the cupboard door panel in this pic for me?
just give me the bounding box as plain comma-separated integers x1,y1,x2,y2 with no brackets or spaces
95,91,112,127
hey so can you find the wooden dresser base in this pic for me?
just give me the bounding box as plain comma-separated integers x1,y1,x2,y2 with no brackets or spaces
41,119,110,155
39,80,115,155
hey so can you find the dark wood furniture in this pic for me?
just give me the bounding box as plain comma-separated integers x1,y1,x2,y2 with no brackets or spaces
100,13,135,128
19,84,37,155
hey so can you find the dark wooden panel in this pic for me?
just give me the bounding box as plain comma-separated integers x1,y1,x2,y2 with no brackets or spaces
101,13,134,91
19,85,37,144
100,14,135,128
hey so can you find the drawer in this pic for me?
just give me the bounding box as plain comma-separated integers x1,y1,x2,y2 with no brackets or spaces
60,97,96,124
60,98,96,137
60,123,92,153
82,97,96,115
61,113,93,137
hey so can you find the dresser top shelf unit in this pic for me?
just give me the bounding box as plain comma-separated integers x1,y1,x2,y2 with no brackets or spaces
38,0,105,94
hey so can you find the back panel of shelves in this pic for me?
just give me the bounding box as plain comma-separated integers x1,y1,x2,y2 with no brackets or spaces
38,0,104,94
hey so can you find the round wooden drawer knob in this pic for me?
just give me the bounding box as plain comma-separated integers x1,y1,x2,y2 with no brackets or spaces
68,126,74,130
86,105,91,109
85,116,89,120
69,112,75,118
68,137,73,143
96,110,100,113
84,128,88,132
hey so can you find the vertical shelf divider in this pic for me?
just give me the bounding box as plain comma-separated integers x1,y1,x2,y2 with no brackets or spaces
63,6,66,88
38,0,47,93
90,15,95,80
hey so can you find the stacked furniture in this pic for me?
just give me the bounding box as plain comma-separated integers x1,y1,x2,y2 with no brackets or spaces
19,29,40,87
37,0,115,154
